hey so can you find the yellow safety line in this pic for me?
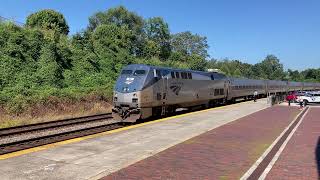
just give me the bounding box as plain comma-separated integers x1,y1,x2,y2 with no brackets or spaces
0,100,254,160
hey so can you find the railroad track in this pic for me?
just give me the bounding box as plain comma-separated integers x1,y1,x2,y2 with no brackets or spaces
0,113,125,155
0,99,258,156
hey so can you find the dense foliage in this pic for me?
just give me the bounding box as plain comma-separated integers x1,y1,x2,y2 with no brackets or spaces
0,6,319,114
26,9,69,35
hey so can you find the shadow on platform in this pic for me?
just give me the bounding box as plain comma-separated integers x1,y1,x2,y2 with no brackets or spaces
316,137,320,179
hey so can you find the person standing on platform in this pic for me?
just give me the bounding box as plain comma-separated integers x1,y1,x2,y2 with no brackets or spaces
286,93,293,106
253,90,258,102
297,95,303,109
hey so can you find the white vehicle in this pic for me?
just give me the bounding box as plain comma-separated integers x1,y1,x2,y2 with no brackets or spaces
299,92,320,104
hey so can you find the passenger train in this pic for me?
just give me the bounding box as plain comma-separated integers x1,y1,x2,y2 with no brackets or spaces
112,64,320,122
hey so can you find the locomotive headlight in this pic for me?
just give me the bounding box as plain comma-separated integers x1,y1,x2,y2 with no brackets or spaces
133,93,137,97
114,92,118,97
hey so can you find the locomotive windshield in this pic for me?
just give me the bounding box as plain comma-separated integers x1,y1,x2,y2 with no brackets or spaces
115,66,150,93
121,70,132,75
133,70,146,75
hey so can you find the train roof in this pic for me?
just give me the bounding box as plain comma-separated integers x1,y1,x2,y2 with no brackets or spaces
124,64,226,77
123,64,320,86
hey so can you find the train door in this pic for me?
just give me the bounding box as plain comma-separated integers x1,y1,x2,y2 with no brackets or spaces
160,70,169,115
154,69,168,116
225,79,231,100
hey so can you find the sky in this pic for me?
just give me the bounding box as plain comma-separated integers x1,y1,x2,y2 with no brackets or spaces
1,0,319,70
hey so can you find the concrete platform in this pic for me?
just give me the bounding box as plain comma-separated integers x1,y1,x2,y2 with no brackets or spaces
0,99,269,180
266,107,320,179
103,106,300,180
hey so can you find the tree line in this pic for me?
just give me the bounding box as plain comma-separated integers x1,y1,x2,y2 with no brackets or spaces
0,6,319,114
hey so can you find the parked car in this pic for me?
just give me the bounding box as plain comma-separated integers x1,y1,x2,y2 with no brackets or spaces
298,91,320,105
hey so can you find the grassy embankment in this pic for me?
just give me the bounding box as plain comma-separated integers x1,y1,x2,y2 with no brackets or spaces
0,88,113,129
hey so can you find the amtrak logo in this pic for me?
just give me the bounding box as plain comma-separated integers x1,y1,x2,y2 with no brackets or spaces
170,85,182,95
125,77,134,84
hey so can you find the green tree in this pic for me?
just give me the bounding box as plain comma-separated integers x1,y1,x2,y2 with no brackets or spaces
301,68,320,82
88,6,144,33
171,31,209,59
36,43,63,87
253,55,285,80
206,59,254,78
144,17,171,59
88,6,144,56
188,54,207,71
26,9,69,35
287,69,302,81
92,24,134,78
0,22,42,90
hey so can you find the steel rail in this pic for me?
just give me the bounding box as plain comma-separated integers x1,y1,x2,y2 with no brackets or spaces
0,113,112,137
0,122,124,155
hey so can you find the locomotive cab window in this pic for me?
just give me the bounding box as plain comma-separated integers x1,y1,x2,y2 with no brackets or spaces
134,70,146,76
121,70,132,75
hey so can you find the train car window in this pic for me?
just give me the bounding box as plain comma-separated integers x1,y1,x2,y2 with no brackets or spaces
188,72,192,79
219,89,224,95
175,72,180,78
214,89,219,95
171,72,175,78
214,89,224,95
182,72,187,79
181,72,184,79
156,93,161,100
133,70,146,76
121,70,132,75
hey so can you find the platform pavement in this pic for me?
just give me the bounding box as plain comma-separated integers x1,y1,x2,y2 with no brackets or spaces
0,99,269,180
103,106,300,180
266,107,320,179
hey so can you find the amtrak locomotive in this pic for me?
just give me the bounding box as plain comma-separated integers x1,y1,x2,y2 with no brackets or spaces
112,64,320,122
